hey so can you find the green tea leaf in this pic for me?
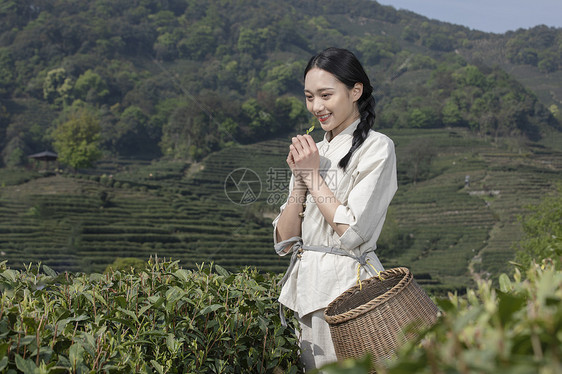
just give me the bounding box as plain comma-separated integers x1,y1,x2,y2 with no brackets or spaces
0,269,17,282
19,335,35,346
148,295,165,308
200,304,223,316
109,317,136,329
173,269,191,283
116,307,139,323
42,264,57,277
0,357,7,371
89,273,103,282
69,344,84,368
498,273,512,292
166,333,178,353
82,291,94,305
15,354,38,373
435,298,456,312
0,343,10,358
306,125,315,134
497,290,526,326
138,304,152,316
151,360,164,374
165,286,184,304
215,264,230,277
80,331,96,355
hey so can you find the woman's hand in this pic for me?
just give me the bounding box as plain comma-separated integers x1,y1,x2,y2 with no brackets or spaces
276,135,317,244
286,134,350,237
287,134,319,186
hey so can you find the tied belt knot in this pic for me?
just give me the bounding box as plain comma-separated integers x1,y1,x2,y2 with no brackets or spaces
274,236,380,326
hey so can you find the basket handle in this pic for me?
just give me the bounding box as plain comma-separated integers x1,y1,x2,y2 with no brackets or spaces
356,260,384,290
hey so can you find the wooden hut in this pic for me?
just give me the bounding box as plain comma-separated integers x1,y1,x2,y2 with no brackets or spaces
28,150,58,170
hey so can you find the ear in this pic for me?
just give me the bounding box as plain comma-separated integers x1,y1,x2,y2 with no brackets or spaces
351,82,363,102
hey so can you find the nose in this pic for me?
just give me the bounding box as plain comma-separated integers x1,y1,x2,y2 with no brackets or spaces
311,98,324,114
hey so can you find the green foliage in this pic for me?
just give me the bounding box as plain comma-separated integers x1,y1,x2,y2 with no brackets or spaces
1,137,26,167
237,27,269,56
73,70,109,104
397,138,437,184
0,0,559,164
408,108,437,129
401,26,419,42
422,33,454,52
3,256,561,373
318,355,374,374
455,65,488,88
159,100,219,161
379,63,554,139
407,54,437,71
177,23,217,60
376,209,413,261
357,36,400,65
0,168,41,186
1,127,558,289
262,61,303,96
52,108,102,170
242,98,275,137
441,99,463,126
104,257,146,273
0,259,301,373
333,261,562,373
505,26,561,72
0,47,14,97
515,184,562,270
43,68,73,107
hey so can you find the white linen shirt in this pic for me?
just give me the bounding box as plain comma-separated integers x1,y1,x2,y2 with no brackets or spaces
272,119,398,317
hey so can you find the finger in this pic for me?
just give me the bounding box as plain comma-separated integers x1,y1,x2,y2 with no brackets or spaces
289,144,300,160
295,135,311,153
286,157,295,170
303,134,317,150
291,137,304,154
287,149,295,162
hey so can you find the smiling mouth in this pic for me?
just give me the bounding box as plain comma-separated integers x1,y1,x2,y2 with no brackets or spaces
317,114,331,123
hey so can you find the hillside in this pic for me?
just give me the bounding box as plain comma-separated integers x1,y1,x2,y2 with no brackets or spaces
1,0,561,292
1,128,561,293
457,26,562,108
1,0,561,166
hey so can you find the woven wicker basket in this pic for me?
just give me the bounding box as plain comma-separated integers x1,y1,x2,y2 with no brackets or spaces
324,267,439,368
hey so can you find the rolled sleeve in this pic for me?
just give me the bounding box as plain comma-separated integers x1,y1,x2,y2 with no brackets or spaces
339,225,366,251
272,174,294,251
272,203,286,245
333,204,355,225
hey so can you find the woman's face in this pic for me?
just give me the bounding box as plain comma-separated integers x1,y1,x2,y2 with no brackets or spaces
304,68,362,137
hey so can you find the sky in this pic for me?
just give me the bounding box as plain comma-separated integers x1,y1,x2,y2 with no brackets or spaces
376,0,562,34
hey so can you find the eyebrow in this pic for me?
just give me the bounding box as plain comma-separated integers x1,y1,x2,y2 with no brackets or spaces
304,87,335,94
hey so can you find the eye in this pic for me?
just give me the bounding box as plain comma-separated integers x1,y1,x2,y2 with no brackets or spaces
305,95,313,101
321,93,331,99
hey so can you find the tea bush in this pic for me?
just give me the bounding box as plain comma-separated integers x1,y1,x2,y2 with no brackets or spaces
375,260,562,374
317,259,562,374
0,258,301,373
515,184,562,270
1,257,561,374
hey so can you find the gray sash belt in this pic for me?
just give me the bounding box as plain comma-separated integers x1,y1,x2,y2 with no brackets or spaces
274,236,377,326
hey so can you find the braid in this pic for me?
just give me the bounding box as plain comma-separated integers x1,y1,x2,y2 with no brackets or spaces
338,94,376,170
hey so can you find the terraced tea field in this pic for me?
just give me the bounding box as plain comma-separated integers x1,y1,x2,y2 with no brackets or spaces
0,128,560,293
0,140,291,274
383,129,562,291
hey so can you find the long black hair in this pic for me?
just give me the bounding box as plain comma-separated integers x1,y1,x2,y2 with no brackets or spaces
304,47,376,170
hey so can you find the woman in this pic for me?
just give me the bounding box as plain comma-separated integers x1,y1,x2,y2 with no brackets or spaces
273,47,398,370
